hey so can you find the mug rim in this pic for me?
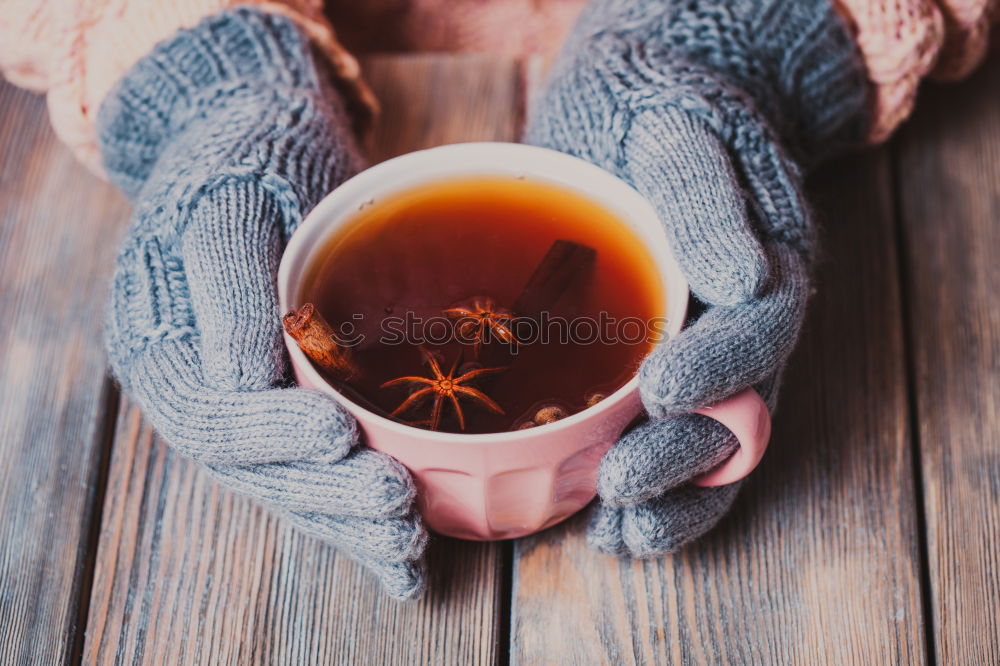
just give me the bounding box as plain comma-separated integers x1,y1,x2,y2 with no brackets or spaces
277,141,690,444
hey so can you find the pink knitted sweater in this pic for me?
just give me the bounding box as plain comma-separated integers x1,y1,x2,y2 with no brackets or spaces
0,0,995,172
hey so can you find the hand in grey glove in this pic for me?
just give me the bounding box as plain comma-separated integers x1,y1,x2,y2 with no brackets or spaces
527,0,870,555
98,9,426,599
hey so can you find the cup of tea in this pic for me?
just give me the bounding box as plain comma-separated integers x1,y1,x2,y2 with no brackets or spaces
277,142,769,540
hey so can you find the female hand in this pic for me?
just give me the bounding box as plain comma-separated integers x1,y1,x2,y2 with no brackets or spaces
99,9,427,599
527,0,869,555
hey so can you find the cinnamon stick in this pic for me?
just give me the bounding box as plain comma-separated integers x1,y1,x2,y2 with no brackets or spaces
283,303,359,381
476,239,596,367
512,239,596,319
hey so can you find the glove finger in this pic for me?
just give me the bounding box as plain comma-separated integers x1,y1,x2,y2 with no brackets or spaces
589,482,742,558
620,482,742,558
625,107,769,306
587,502,626,555
640,241,808,417
600,359,789,507
286,510,428,564
286,511,427,600
598,413,737,508
208,448,416,519
128,339,356,465
366,558,427,601
180,180,291,391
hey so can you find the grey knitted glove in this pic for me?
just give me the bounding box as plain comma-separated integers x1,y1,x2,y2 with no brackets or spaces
97,9,426,599
527,0,870,555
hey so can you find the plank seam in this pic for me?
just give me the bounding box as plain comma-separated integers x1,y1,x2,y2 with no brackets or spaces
496,540,514,666
63,375,121,666
889,135,939,666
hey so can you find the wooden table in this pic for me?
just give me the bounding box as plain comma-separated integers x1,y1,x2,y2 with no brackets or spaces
1,53,998,665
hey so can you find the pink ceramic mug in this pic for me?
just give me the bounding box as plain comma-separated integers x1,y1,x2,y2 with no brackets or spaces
277,142,770,540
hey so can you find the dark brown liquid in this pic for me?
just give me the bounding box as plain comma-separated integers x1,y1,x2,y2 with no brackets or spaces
300,177,665,434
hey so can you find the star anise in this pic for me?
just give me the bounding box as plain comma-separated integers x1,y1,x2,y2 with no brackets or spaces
381,347,506,431
443,298,518,357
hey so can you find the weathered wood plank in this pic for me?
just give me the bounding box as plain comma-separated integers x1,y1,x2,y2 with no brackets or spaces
0,83,129,663
896,57,1000,664
83,54,520,665
84,403,505,665
511,149,928,664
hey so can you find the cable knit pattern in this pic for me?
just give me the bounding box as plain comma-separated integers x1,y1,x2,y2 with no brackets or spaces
528,0,866,557
5,0,998,164
0,0,375,175
97,8,426,600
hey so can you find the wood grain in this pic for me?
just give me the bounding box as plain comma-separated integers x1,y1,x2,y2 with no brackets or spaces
0,83,129,663
895,57,1000,664
510,150,928,664
82,54,522,665
84,403,505,665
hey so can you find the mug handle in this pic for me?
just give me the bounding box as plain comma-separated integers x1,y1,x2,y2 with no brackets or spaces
691,388,771,487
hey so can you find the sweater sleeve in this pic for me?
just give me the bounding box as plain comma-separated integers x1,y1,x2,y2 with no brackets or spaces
0,0,374,176
0,0,58,92
933,0,995,79
835,0,997,142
